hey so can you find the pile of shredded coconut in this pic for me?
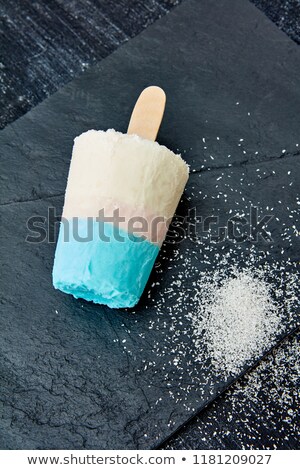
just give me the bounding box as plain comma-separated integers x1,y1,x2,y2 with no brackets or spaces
189,267,285,378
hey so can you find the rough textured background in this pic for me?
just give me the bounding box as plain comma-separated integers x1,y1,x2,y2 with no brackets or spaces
1,0,300,130
0,0,299,450
252,0,300,44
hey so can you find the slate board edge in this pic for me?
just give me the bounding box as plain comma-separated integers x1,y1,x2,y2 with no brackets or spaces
0,0,183,137
157,325,300,449
0,0,298,138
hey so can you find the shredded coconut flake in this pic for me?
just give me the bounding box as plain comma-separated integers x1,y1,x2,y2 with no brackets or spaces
189,267,286,378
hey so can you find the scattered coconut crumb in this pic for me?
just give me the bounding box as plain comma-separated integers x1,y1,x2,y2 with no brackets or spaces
164,333,300,450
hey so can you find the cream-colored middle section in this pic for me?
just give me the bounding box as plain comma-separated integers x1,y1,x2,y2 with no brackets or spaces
63,129,189,244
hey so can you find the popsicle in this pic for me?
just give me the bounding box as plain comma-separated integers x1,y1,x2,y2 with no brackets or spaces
52,86,189,308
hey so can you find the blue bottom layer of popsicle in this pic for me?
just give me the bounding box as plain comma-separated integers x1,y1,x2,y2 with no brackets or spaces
52,218,159,308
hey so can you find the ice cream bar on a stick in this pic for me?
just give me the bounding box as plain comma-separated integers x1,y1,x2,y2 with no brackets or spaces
52,86,189,308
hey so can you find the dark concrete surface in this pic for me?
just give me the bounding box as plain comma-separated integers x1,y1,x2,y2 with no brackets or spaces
0,0,299,450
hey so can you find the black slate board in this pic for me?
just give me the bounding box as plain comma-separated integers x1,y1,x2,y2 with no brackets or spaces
1,0,300,450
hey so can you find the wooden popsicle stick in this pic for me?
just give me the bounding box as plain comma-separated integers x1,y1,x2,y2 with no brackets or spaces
127,86,166,141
